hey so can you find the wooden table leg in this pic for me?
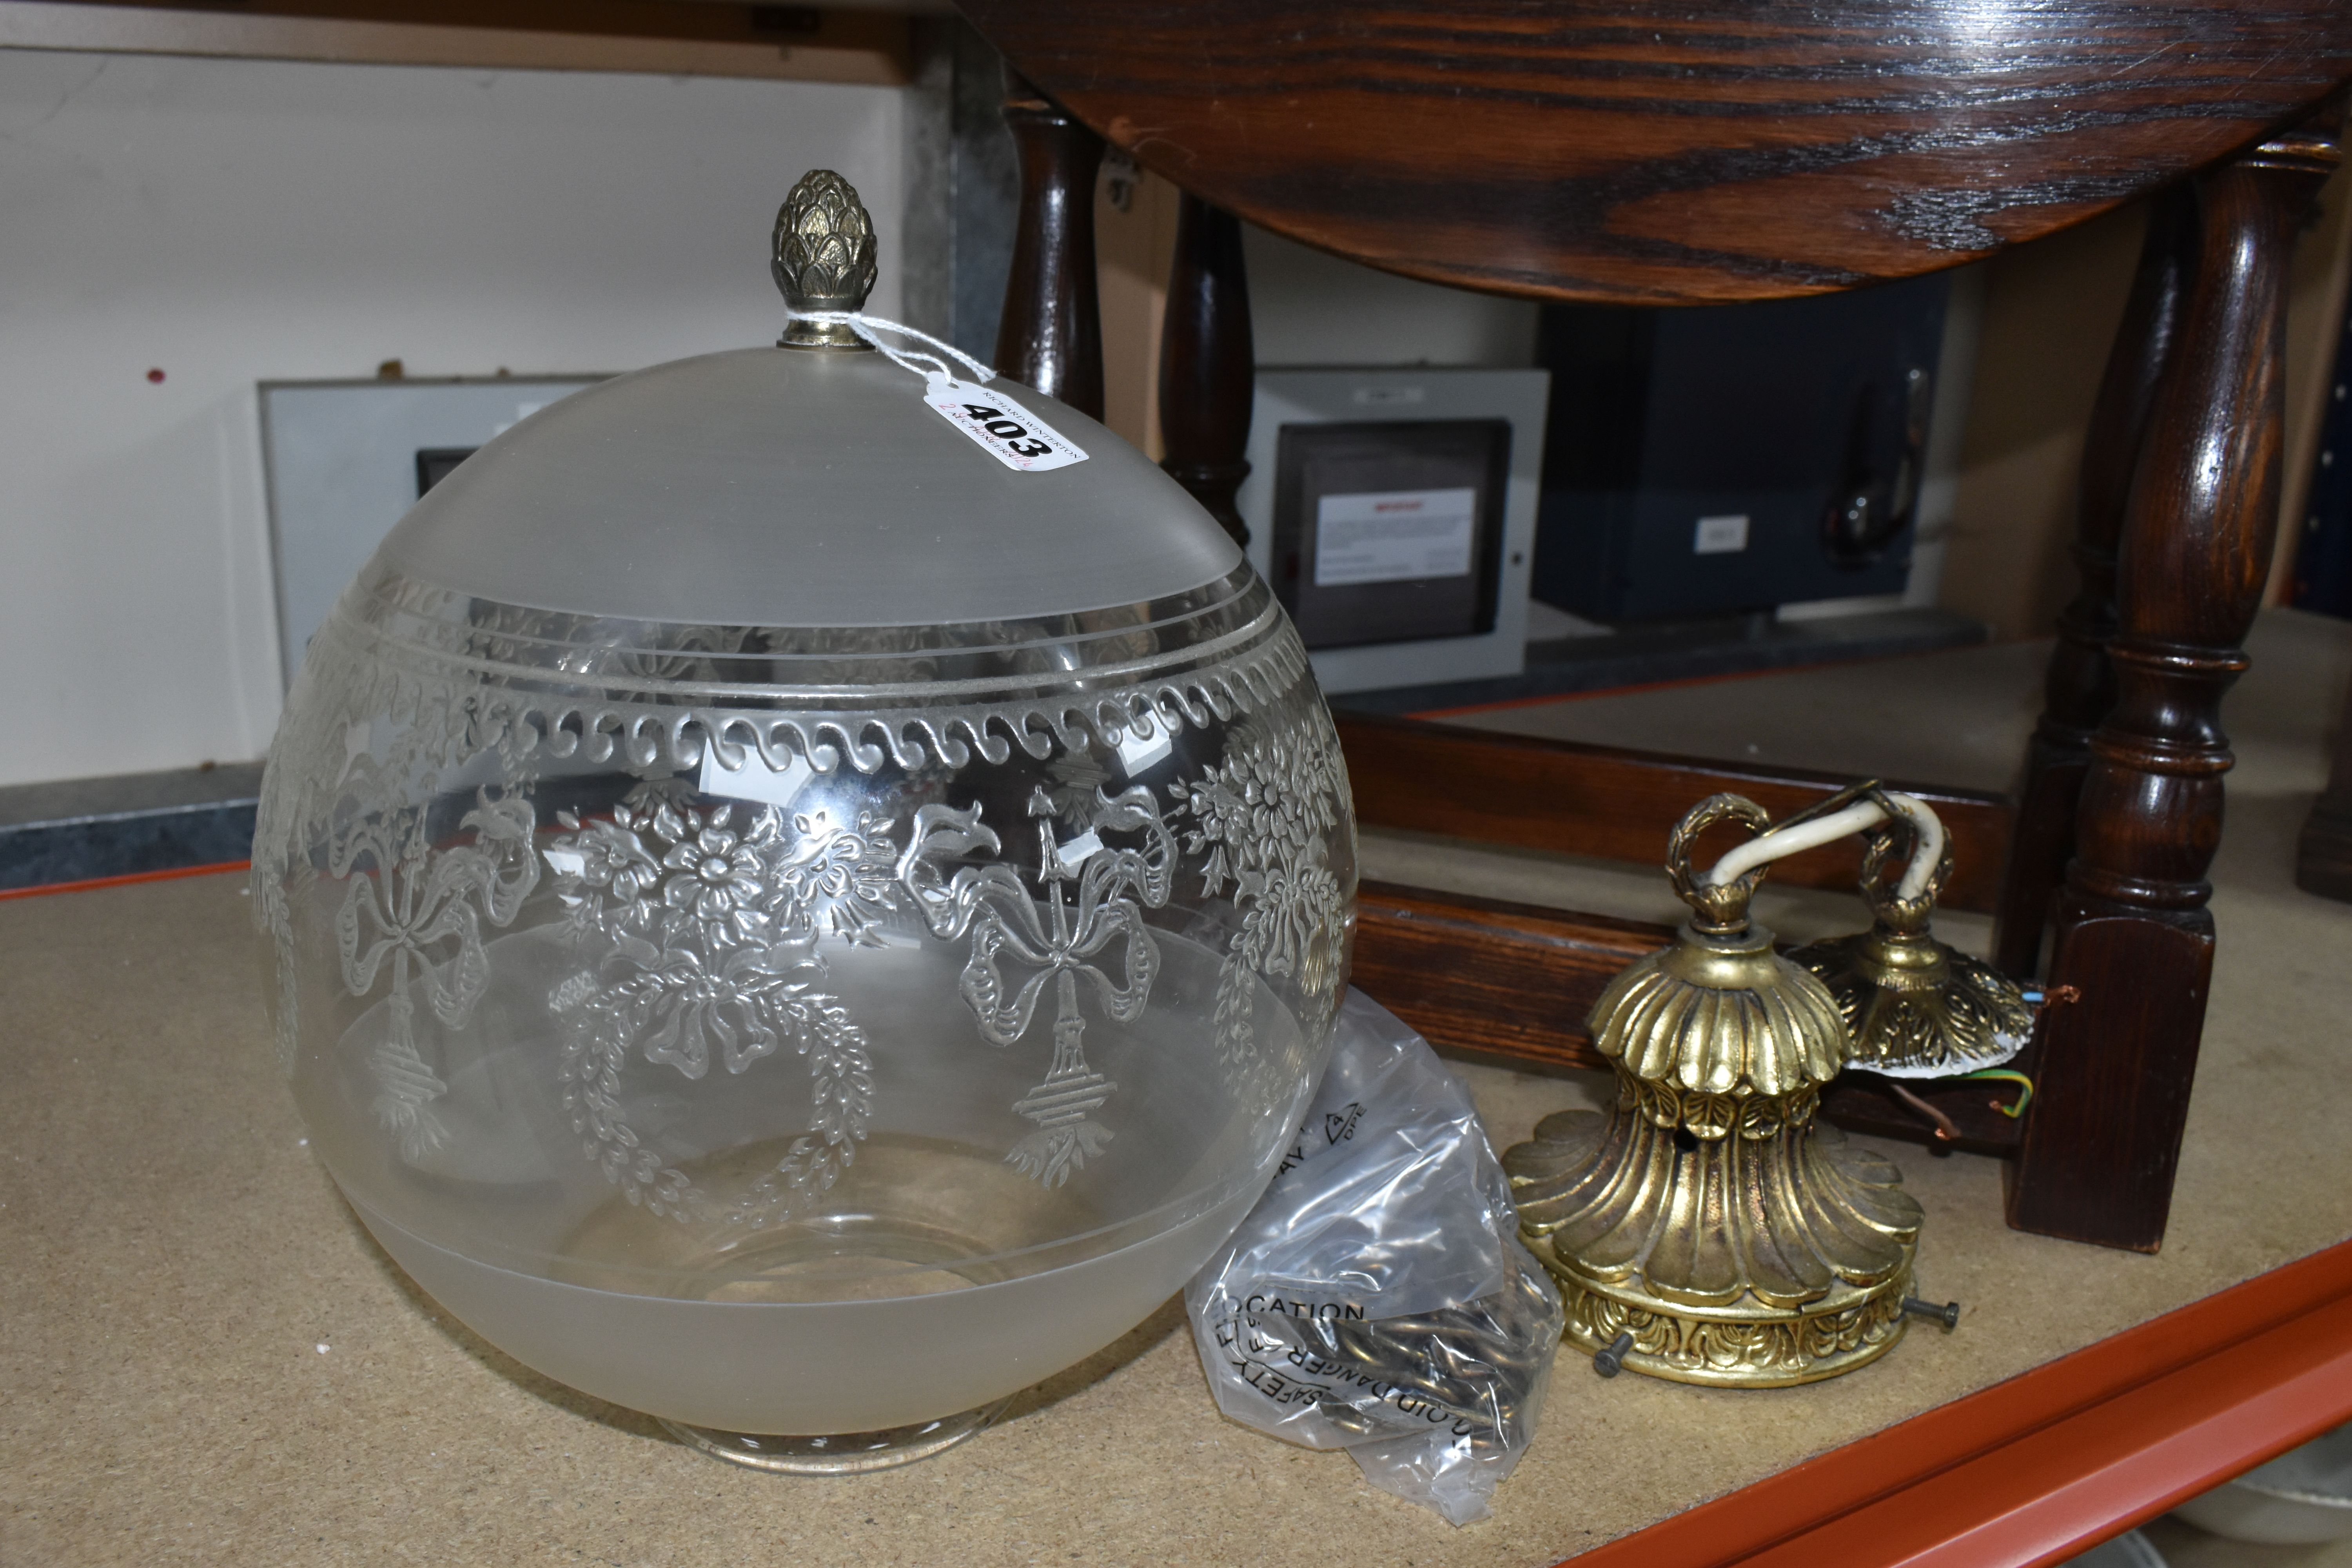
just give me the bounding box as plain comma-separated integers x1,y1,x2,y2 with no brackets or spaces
994,70,1104,418
1996,189,2198,979
2011,118,2342,1252
1158,194,1255,546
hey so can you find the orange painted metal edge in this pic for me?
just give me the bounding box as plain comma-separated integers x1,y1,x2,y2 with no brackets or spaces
1558,1236,2352,1568
0,858,249,902
1786,1297,2352,1568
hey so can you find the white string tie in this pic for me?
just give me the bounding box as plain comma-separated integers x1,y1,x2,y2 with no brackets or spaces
786,310,997,387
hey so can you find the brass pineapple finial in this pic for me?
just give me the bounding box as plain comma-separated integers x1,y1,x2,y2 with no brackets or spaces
773,169,877,350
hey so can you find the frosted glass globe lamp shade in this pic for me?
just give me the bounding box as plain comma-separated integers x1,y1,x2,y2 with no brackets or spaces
251,171,1356,1473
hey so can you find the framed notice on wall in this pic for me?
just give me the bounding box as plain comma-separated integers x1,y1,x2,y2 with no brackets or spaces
1270,419,1512,651
1239,369,1549,696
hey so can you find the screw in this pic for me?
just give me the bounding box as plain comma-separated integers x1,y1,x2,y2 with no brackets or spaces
1901,1296,1961,1330
1593,1330,1635,1377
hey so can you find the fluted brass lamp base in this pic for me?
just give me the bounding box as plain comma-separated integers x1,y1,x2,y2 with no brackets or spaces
1510,1100,1918,1388
1503,793,1926,1390
1554,1270,1912,1388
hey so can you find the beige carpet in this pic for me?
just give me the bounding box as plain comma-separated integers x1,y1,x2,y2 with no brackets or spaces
7,613,2351,1566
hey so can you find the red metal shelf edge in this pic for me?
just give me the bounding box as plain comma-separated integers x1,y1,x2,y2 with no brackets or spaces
1561,1236,2352,1568
0,858,247,902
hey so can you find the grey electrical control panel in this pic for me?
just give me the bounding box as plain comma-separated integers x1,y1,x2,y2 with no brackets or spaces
1236,367,1550,696
260,376,606,684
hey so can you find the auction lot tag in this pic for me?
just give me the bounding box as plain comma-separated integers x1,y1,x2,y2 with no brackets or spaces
926,374,1088,472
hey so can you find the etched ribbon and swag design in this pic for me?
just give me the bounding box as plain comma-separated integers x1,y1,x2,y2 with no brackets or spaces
333,788,539,1161
318,703,1349,1221
542,793,892,1223
897,783,1177,1187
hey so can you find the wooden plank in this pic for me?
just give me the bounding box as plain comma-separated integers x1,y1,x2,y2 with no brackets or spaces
1555,1235,2352,1568
1352,880,1653,1074
0,0,912,85
1339,712,2016,915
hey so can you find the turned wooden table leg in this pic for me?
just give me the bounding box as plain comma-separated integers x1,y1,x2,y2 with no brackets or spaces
1158,194,1255,546
995,70,1104,418
2011,121,2341,1252
1995,190,2198,979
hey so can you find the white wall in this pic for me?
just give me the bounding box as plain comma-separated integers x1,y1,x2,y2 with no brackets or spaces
1245,227,1539,369
0,49,908,788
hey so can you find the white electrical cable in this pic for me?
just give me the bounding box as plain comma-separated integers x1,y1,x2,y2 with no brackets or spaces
1877,791,1946,903
1702,800,1886,889
785,309,998,387
1699,790,1945,904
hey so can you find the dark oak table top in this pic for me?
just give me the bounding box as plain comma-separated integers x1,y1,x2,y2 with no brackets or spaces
961,0,2352,303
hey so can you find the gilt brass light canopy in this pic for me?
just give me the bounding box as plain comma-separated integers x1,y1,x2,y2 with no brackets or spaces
1503,794,1922,1387
1788,797,2033,1078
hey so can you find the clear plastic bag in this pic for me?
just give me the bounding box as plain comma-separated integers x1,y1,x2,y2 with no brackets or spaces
1186,989,1565,1525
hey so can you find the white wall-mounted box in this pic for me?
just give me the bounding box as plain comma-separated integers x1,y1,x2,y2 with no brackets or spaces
260,378,607,685
1237,368,1550,697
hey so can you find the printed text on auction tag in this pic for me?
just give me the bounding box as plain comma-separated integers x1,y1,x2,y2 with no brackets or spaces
925,375,1088,472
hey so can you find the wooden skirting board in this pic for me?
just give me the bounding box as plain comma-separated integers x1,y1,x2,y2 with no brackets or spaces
1335,713,2016,916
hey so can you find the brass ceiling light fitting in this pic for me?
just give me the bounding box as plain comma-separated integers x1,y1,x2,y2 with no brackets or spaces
1786,788,2034,1079
1503,793,1922,1387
